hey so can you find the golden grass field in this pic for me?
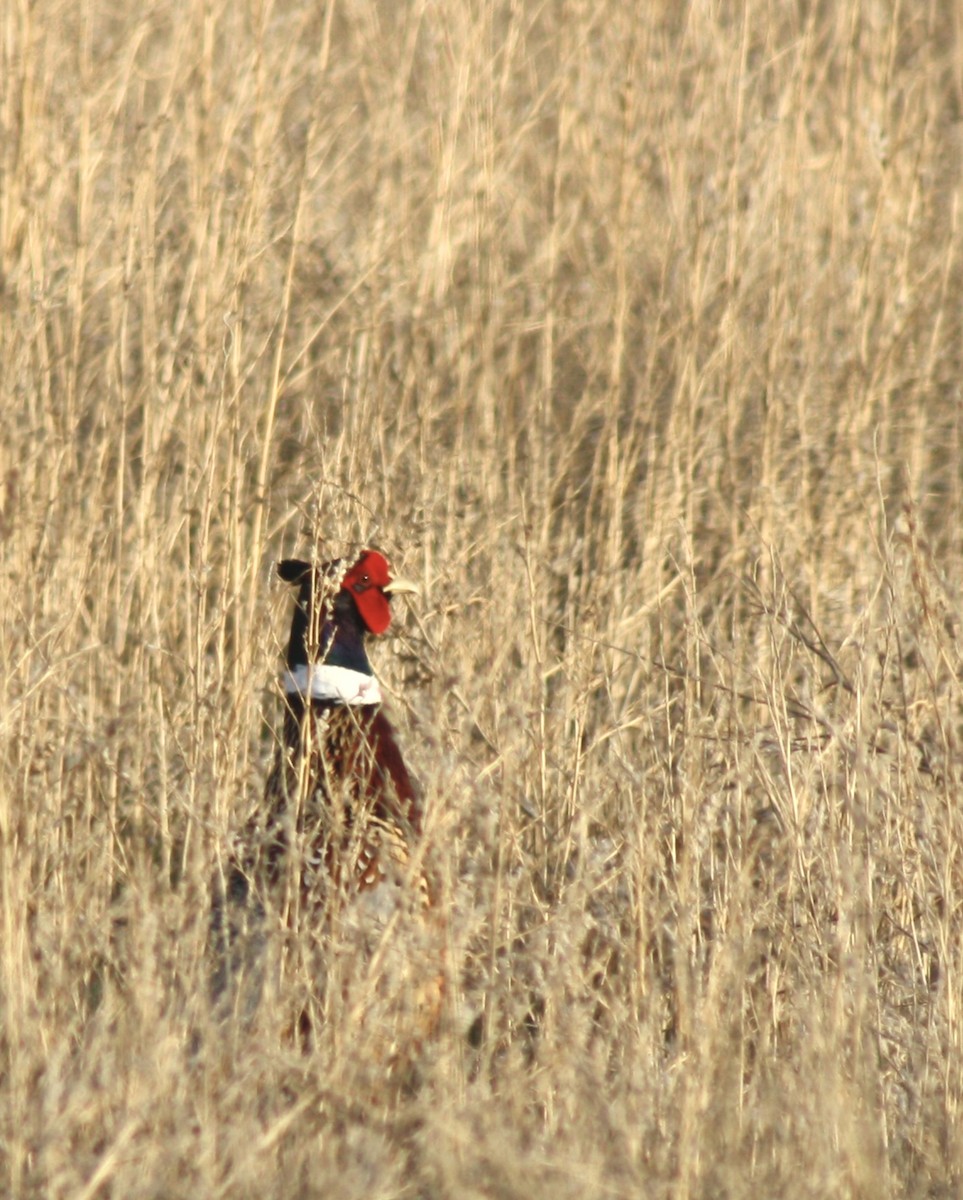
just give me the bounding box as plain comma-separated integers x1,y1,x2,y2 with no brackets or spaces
3,0,963,1194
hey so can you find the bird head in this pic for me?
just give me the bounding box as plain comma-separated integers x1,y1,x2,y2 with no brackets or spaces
277,550,418,670
338,549,419,635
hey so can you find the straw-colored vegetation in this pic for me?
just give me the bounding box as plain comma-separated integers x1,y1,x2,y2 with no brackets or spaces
2,0,962,1194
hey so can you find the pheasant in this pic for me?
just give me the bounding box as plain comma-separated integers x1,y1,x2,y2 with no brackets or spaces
262,549,427,916
215,549,441,1053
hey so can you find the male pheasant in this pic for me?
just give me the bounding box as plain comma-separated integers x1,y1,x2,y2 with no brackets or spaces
216,550,441,1054
262,549,428,917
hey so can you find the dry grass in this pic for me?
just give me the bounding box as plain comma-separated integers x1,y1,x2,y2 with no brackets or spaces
3,0,963,1194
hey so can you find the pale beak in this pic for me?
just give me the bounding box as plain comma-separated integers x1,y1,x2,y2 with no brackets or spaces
384,577,419,597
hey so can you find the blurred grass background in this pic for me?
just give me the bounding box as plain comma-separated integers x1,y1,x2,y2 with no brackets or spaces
2,0,963,1195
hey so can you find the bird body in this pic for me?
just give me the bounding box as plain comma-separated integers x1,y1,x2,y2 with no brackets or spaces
263,691,429,910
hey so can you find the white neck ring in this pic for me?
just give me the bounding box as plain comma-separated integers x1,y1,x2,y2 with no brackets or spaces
282,663,383,706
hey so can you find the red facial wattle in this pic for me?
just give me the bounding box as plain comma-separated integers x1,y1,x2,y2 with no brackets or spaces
342,550,393,635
